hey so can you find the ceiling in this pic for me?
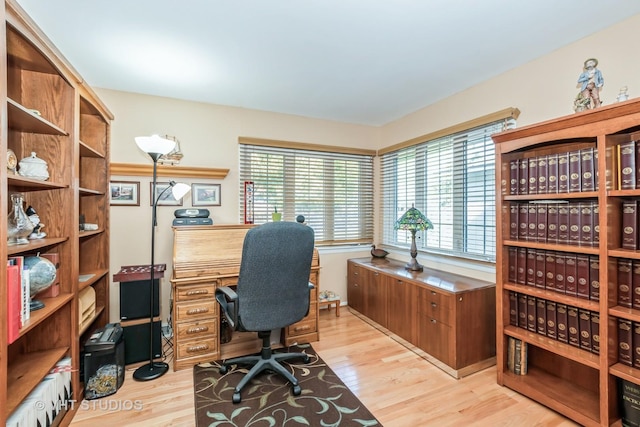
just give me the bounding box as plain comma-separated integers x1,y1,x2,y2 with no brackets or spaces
13,0,640,126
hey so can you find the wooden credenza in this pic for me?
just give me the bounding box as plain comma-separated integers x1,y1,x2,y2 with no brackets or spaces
171,224,320,371
347,257,496,378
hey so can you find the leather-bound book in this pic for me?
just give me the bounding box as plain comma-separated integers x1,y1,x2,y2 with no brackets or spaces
558,204,570,243
519,157,529,194
568,150,582,192
590,312,600,355
517,293,528,329
567,306,580,347
589,255,600,301
509,291,518,326
580,147,596,191
510,204,519,240
622,200,638,250
618,318,633,366
618,259,633,308
547,153,559,193
547,204,559,243
558,152,570,192
579,202,594,246
592,203,600,246
634,322,640,368
537,204,547,243
510,159,519,195
546,300,557,340
619,141,636,190
508,247,517,284
519,204,529,241
632,260,640,309
537,155,548,194
569,203,581,246
535,250,546,289
516,248,527,285
526,249,536,287
564,254,577,296
527,295,537,332
578,309,592,351
576,255,590,299
555,253,566,294
545,252,556,291
528,157,538,195
528,204,538,241
556,303,568,343
536,298,547,336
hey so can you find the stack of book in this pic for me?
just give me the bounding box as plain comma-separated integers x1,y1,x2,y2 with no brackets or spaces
509,291,600,354
507,337,528,375
617,140,640,190
616,319,640,368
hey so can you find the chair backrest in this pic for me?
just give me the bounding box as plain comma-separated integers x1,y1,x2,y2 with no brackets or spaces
236,221,315,331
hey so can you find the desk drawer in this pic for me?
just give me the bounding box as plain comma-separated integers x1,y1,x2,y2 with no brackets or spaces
175,318,217,340
175,283,216,302
420,289,453,325
286,304,317,337
176,336,218,359
175,300,217,322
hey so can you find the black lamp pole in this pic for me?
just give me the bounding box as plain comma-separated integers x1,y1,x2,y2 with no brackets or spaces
133,152,169,381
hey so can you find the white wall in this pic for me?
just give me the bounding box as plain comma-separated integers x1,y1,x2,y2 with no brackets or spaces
102,13,640,324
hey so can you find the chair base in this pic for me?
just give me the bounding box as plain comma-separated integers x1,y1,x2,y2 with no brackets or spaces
220,330,310,403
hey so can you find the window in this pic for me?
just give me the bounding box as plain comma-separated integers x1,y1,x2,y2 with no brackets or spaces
380,111,517,261
239,138,374,245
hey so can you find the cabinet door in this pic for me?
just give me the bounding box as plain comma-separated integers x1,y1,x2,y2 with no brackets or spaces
386,276,416,344
347,262,364,312
363,268,387,327
418,287,452,366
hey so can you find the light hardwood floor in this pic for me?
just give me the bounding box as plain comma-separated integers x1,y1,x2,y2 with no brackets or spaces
70,308,578,426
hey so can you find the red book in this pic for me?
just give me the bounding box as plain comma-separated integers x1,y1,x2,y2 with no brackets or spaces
547,153,559,193
564,254,577,296
622,200,638,250
567,306,580,347
547,204,559,243
619,319,633,366
576,255,590,300
528,157,538,195
580,147,596,191
545,252,556,291
558,204,570,243
589,255,600,301
556,303,568,343
536,298,547,336
591,312,600,355
558,152,570,192
537,155,548,194
578,309,591,351
555,253,566,294
546,300,557,340
6,263,21,344
568,203,581,246
510,159,519,195
568,150,582,192
619,141,636,190
619,259,633,308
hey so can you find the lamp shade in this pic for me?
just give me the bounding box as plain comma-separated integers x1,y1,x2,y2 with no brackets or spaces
135,134,176,155
394,205,433,232
171,182,191,200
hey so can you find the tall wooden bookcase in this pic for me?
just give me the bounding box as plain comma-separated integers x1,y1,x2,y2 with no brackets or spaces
493,98,640,426
0,0,113,424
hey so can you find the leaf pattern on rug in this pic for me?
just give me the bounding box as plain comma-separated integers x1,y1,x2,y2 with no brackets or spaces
194,344,380,426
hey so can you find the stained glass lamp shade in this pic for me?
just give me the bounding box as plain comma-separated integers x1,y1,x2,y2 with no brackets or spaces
394,205,433,271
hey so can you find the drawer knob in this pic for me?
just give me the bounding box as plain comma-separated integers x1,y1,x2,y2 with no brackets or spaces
187,344,209,353
431,319,437,323
431,302,437,308
187,307,210,315
187,326,209,334
186,289,209,296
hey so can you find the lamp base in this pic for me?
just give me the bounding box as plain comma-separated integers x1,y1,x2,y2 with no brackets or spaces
405,258,424,272
133,361,169,381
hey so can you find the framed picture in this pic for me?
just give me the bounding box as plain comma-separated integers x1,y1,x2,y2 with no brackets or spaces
151,182,184,206
192,183,221,206
110,181,140,206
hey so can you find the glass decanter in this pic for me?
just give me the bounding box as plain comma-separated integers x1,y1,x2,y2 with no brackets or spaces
7,193,34,245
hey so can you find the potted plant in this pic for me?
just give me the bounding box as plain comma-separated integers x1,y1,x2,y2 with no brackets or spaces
271,206,282,221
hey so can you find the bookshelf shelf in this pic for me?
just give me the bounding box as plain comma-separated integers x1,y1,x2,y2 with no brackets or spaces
493,98,640,426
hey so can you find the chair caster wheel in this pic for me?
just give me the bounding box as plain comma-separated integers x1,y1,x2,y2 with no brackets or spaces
219,365,228,374
292,385,301,396
232,392,242,404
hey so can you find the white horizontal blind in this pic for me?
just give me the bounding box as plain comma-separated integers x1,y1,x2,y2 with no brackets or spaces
381,118,515,261
239,143,374,245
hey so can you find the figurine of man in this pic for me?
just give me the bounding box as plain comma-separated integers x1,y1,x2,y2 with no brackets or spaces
577,58,604,108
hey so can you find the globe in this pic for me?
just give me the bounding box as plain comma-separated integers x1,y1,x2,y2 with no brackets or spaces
24,256,57,310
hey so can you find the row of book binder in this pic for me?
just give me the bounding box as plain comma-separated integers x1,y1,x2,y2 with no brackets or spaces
6,357,72,427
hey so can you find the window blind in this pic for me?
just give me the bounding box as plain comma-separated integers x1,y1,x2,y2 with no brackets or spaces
239,142,374,245
381,117,516,261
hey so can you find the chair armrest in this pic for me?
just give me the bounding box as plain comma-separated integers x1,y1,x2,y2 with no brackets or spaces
215,286,238,329
309,282,314,290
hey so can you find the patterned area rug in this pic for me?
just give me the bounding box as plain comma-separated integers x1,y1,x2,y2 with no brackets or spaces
193,343,381,426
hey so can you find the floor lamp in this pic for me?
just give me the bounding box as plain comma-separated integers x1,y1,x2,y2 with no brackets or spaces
133,135,190,381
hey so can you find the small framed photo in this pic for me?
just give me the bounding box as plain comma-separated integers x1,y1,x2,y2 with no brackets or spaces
192,183,221,206
151,182,184,206
110,181,140,206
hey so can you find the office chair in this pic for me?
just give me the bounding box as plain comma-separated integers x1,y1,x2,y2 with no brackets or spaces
215,221,315,403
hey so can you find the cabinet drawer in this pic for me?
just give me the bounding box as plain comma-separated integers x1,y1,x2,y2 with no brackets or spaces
286,304,317,336
218,276,238,287
419,316,452,367
420,289,453,325
176,336,218,359
175,283,216,302
175,300,217,322
175,318,217,340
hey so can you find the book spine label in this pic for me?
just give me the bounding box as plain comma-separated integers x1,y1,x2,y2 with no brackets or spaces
567,306,580,347
619,319,633,365
619,259,633,308
556,303,568,343
565,254,578,296
589,255,600,301
619,141,637,190
569,150,582,192
546,300,557,340
576,255,590,299
545,252,556,291
581,147,596,191
528,157,538,194
569,204,581,246
547,204,559,243
622,200,638,250
547,153,559,193
510,159,519,195
538,155,548,194
578,309,592,351
558,152,569,192
555,253,566,294
536,298,547,335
